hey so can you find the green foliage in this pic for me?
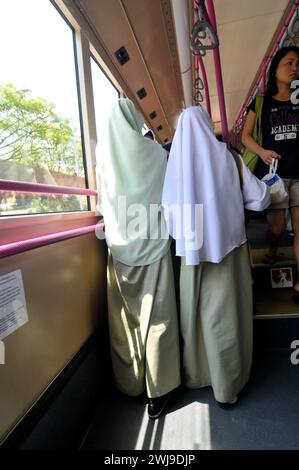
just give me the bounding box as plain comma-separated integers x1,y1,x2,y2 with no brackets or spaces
0,83,84,175
26,195,85,213
4,193,87,215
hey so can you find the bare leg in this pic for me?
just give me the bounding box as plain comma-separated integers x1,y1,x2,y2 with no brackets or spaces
264,209,286,263
290,206,299,292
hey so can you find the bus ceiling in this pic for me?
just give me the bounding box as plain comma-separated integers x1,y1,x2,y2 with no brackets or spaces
187,0,293,139
65,0,296,141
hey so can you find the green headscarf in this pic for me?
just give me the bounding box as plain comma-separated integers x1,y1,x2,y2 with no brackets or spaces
97,98,170,266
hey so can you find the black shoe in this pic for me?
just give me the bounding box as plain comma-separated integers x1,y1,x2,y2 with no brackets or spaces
147,391,173,419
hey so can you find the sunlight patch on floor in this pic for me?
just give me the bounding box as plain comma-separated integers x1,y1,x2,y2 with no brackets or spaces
134,402,211,450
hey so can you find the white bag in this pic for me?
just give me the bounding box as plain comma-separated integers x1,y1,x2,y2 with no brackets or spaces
262,159,288,205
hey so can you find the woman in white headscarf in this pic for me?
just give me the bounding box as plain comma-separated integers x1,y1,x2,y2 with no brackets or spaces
162,106,270,404
97,98,180,418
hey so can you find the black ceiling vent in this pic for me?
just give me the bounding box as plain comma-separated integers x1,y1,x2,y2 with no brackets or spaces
157,125,163,131
115,46,130,65
137,88,147,100
149,111,157,120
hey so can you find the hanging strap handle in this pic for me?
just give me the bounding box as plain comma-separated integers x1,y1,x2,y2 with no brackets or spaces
190,1,219,52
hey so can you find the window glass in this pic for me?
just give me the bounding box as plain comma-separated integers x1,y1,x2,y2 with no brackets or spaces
0,0,87,215
91,57,119,149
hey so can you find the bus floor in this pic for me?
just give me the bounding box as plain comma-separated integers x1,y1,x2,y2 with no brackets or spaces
81,346,299,450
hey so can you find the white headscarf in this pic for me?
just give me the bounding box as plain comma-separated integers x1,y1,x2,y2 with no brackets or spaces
162,106,270,266
97,98,170,266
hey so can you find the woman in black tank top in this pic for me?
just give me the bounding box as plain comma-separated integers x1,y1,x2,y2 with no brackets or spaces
242,46,299,292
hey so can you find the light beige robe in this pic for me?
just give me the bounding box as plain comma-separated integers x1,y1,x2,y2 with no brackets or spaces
107,249,181,398
180,243,252,403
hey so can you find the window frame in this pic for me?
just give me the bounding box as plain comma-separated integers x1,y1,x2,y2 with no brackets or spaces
0,0,122,244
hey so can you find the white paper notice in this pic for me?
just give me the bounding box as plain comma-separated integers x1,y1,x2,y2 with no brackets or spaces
0,270,28,340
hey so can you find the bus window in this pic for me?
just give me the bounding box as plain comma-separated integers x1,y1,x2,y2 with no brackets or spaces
90,56,119,151
0,0,87,215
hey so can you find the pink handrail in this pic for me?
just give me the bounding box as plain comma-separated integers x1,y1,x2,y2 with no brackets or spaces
257,2,298,91
0,179,97,196
261,56,269,95
193,2,212,117
234,0,299,132
206,0,229,143
0,223,104,258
